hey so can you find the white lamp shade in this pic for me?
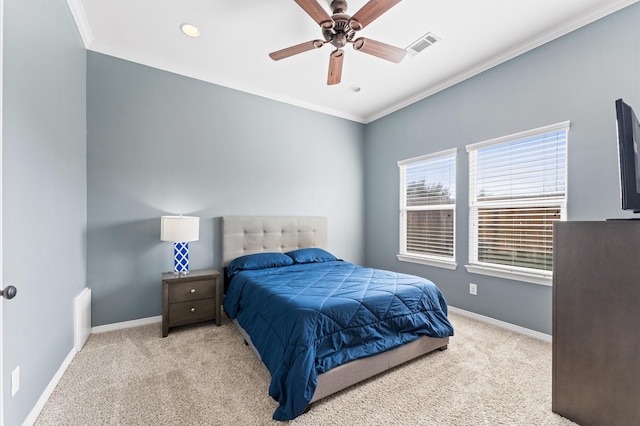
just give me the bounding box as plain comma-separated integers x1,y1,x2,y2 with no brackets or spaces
160,216,200,242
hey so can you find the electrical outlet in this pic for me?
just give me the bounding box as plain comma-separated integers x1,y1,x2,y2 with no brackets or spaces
469,283,478,296
11,366,19,397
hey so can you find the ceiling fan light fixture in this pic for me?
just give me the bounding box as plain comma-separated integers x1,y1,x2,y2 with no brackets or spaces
180,23,200,38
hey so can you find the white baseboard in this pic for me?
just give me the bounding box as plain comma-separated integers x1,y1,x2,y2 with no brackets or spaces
23,303,161,425
24,287,94,425
92,315,162,334
22,348,75,426
448,306,552,343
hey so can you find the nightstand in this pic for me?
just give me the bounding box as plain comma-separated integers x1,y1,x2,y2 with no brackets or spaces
161,268,222,337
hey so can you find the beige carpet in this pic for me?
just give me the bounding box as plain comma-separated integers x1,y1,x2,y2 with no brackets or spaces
35,312,576,425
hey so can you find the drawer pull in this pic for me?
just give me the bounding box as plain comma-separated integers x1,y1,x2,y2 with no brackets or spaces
190,307,196,312
190,288,196,293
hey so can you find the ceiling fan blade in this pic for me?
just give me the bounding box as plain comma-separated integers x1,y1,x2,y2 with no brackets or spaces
353,37,407,63
327,49,344,85
350,0,401,30
269,40,324,61
294,0,333,28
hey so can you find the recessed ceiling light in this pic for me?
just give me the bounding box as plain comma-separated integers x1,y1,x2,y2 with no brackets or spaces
180,23,200,38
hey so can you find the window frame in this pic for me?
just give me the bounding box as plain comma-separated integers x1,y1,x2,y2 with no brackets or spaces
397,148,457,270
465,121,569,286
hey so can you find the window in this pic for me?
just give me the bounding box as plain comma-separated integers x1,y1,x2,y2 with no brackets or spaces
398,148,457,269
466,121,569,285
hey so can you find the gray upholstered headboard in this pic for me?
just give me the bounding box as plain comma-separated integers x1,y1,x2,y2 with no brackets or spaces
221,216,327,267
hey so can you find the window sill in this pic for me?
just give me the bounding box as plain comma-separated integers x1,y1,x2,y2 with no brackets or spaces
397,254,457,270
464,264,552,286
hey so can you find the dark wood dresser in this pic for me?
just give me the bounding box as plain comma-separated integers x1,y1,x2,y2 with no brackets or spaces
162,268,222,337
553,221,640,425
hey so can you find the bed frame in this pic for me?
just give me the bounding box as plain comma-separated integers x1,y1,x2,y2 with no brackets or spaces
221,216,449,405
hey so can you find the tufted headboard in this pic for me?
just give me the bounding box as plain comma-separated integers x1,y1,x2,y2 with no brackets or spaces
221,216,327,267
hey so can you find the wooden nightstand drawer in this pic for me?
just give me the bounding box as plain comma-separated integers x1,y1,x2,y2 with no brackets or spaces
168,298,216,327
168,279,215,303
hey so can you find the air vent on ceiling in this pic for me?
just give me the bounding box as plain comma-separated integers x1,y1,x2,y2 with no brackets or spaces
407,32,440,56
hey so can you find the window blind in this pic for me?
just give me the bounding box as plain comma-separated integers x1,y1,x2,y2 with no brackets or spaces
467,123,568,275
399,149,456,263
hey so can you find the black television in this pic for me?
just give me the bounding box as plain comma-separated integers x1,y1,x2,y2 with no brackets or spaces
615,98,640,213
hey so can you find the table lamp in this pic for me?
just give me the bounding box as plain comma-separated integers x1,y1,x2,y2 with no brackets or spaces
161,215,200,275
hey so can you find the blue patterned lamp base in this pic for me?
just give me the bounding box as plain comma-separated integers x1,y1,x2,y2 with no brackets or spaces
173,242,190,275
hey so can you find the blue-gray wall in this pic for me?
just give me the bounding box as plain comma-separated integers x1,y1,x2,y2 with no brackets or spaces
86,53,365,326
364,3,640,334
2,2,639,423
2,0,87,424
86,3,640,332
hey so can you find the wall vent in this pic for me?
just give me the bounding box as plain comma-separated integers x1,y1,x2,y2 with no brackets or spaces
407,32,440,55
74,288,92,352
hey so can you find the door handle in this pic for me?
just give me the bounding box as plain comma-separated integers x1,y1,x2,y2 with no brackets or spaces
1,286,17,300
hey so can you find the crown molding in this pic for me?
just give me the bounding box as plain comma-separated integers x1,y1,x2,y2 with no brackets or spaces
66,0,93,47
364,0,640,123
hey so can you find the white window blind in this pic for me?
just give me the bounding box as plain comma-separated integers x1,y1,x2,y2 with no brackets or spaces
398,148,456,268
466,122,568,283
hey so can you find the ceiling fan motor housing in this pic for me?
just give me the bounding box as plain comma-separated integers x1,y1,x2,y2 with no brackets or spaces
324,0,358,48
324,14,356,47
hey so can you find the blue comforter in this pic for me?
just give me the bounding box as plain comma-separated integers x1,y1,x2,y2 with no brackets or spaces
223,260,454,421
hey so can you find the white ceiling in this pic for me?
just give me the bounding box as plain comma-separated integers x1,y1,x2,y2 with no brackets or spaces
68,0,638,123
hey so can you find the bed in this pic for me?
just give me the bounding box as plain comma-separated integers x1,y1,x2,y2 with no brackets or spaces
221,216,454,421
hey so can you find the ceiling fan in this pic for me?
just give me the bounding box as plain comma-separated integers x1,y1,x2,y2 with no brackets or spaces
269,0,407,85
